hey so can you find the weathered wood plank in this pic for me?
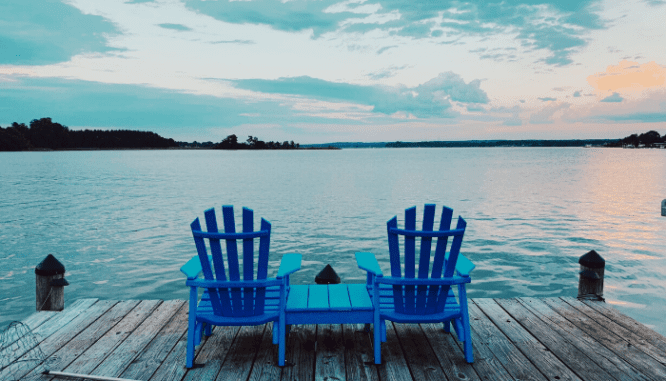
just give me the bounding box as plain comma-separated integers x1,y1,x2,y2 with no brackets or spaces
419,323,481,381
392,323,451,381
215,324,265,381
495,298,623,381
342,324,379,381
581,299,666,352
149,324,202,381
376,322,413,381
542,297,666,380
474,299,582,381
182,325,240,381
119,301,189,381
467,302,546,381
247,323,282,381
315,324,346,381
518,297,650,381
562,297,666,364
21,300,141,381
1,299,114,381
88,300,185,380
52,300,162,379
280,324,316,381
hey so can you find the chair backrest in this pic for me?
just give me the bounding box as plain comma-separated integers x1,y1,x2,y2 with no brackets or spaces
191,205,272,317
386,204,467,315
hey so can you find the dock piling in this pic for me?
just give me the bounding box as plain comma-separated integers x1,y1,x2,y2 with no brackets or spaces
577,250,605,301
35,254,69,311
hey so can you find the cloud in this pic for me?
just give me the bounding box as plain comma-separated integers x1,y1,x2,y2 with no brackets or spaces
587,60,666,93
529,102,570,124
0,0,120,65
0,75,357,140
377,45,398,55
184,0,604,66
232,72,488,118
601,92,624,102
538,97,557,102
158,23,192,31
573,91,581,97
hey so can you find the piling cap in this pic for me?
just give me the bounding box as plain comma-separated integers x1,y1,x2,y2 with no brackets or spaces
35,254,66,276
315,264,341,284
579,250,605,268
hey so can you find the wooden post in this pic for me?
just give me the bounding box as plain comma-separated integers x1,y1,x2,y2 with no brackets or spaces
577,250,605,301
315,264,341,284
35,254,69,311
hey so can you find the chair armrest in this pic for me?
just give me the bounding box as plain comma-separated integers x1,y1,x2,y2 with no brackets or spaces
355,252,383,276
277,253,302,278
180,255,212,280
455,254,475,277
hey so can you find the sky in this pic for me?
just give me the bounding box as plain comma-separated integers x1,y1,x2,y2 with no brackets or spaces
1,0,666,143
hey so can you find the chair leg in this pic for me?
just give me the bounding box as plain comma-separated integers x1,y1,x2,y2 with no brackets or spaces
381,320,387,342
373,319,382,364
443,320,451,333
186,288,198,368
272,321,279,345
278,319,286,366
204,322,212,337
458,284,474,363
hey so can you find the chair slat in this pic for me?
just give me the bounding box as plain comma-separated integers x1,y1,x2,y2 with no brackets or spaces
427,206,453,313
203,209,233,315
191,218,223,316
222,205,242,314
255,219,271,315
416,204,436,313
242,208,255,316
404,207,416,314
387,217,404,314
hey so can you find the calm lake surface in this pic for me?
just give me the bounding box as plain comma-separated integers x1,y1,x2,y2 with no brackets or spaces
1,148,665,334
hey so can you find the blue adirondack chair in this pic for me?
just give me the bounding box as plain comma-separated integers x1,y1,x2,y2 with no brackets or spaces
180,206,301,368
356,204,475,364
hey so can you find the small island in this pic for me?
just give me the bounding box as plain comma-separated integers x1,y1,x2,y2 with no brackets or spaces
0,117,321,151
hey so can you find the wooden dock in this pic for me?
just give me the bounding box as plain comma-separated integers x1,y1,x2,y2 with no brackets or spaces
4,297,666,381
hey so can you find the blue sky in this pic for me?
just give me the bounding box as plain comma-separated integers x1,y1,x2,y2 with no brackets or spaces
1,0,665,143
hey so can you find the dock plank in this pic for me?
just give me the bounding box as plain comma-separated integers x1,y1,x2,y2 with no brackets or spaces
10,297,666,381
21,300,141,381
342,324,379,381
376,322,412,381
89,300,185,380
119,301,189,381
182,325,240,381
581,299,666,352
393,323,452,381
561,297,666,364
280,324,316,381
474,299,582,381
467,302,546,381
1,299,115,381
247,323,283,381
314,324,346,381
215,324,265,381
51,300,161,380
542,297,666,380
419,323,481,381
495,298,621,381
518,298,650,381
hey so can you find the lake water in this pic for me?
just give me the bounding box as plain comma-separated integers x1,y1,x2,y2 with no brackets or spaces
1,148,665,334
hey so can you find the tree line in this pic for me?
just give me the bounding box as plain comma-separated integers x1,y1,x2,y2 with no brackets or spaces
0,118,178,151
0,118,301,151
604,130,666,147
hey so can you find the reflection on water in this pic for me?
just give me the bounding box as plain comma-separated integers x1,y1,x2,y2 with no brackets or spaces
1,148,665,334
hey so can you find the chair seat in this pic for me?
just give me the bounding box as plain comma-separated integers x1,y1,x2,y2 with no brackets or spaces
369,284,462,323
195,286,282,325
